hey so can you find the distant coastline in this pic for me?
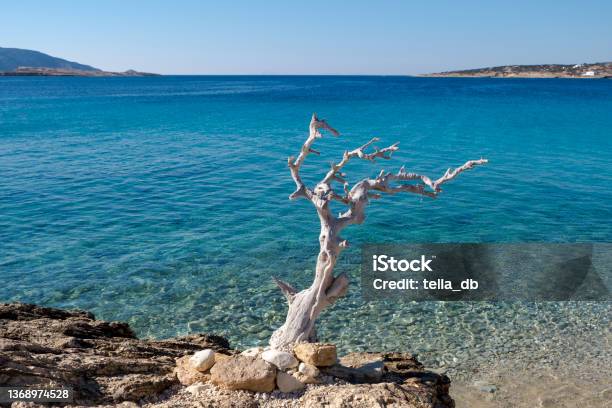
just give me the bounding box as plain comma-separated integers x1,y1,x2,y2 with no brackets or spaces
0,67,160,77
0,47,159,77
421,62,612,79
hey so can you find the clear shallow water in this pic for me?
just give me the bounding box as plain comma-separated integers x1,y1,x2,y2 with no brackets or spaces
1,76,610,368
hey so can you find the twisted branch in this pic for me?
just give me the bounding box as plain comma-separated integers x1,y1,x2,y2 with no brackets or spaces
432,159,488,191
273,276,297,304
338,158,488,226
288,114,339,200
286,114,488,227
321,138,399,184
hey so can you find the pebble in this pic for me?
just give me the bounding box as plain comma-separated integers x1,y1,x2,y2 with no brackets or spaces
261,349,299,370
186,382,208,395
190,349,215,372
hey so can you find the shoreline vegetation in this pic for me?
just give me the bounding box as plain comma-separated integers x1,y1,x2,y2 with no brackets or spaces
421,62,612,78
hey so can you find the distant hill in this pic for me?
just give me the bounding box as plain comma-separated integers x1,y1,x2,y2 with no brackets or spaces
0,47,100,72
0,67,160,77
0,47,159,76
422,62,612,78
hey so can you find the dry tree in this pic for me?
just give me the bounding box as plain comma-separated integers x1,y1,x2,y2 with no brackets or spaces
270,114,487,350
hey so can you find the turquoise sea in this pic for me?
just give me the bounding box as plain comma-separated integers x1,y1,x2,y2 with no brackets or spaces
1,76,610,369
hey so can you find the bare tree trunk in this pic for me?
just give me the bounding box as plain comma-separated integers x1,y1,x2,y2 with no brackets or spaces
269,114,487,351
270,208,348,350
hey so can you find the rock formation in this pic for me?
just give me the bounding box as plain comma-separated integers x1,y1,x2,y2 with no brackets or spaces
0,303,231,405
0,303,453,407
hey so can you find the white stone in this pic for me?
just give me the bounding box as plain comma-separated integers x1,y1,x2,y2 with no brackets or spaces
190,349,215,372
276,371,305,393
186,382,207,395
241,347,264,357
298,362,319,378
261,349,298,370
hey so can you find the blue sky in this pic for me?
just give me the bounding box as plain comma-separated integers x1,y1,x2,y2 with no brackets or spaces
1,1,611,74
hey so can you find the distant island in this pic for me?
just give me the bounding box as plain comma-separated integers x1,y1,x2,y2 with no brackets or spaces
422,62,612,79
0,47,159,77
0,67,159,77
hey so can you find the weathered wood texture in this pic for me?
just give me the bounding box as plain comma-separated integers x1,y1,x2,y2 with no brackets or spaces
270,114,487,350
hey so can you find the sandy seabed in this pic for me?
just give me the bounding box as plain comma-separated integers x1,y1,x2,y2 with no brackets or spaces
450,331,611,408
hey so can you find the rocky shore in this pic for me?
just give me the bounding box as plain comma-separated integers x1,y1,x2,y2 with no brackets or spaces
0,303,453,407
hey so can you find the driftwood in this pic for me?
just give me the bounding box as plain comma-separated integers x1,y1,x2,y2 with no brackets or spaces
270,114,488,350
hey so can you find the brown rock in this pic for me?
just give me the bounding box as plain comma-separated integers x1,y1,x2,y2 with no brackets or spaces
116,403,140,408
0,302,231,405
214,352,231,362
175,355,211,386
324,352,385,383
210,355,276,392
240,346,264,357
318,352,454,407
297,362,320,384
294,343,337,367
107,374,176,402
294,371,320,384
300,382,439,408
276,371,305,393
